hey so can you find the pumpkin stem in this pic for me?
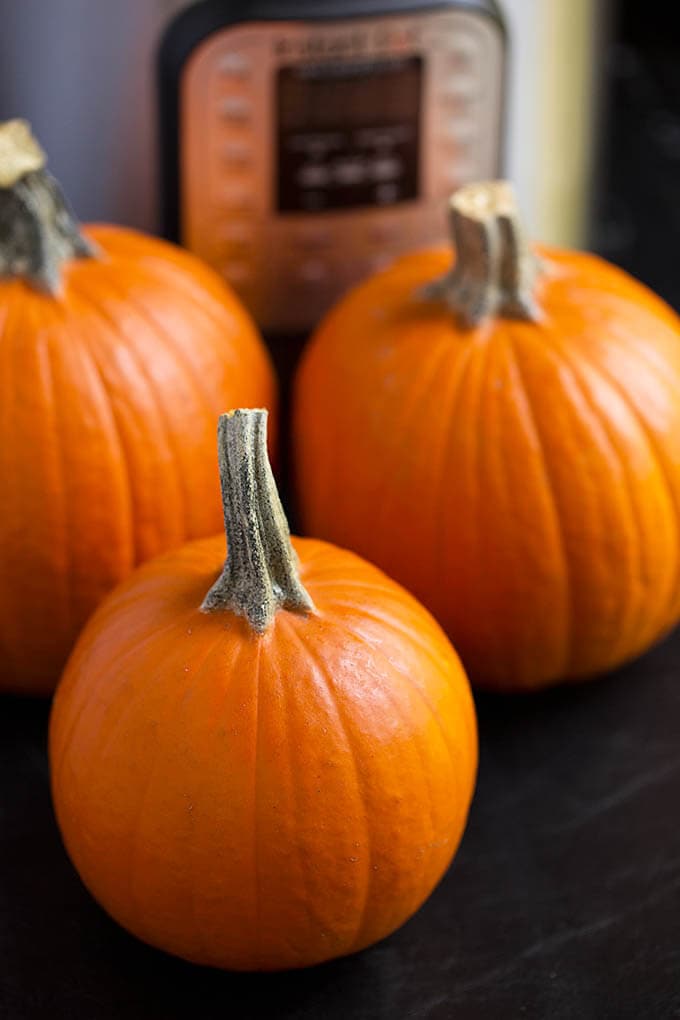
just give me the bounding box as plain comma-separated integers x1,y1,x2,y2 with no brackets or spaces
423,180,541,327
201,409,314,632
0,119,96,294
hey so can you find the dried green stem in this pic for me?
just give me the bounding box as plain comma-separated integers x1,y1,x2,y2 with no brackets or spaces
0,119,96,294
424,180,541,327
201,409,314,632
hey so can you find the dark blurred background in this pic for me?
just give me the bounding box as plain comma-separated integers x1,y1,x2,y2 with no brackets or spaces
594,1,680,310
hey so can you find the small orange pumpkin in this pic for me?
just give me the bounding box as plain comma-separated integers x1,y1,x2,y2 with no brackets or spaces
0,121,277,694
49,409,476,971
293,180,680,690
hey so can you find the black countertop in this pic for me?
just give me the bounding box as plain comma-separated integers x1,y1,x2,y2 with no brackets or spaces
2,634,679,1019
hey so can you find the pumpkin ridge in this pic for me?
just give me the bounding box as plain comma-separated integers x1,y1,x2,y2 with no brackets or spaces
109,259,241,397
282,618,374,955
460,323,497,666
565,336,680,630
540,335,666,663
93,238,250,339
71,277,190,550
250,635,264,969
52,609,197,805
53,607,182,799
334,625,439,952
333,613,476,952
506,332,573,676
482,335,535,677
123,667,194,942
401,627,477,772
55,595,205,775
383,599,473,762
105,247,272,408
70,276,183,506
323,597,458,681
97,258,229,420
287,535,331,570
123,686,177,940
0,290,37,675
269,634,331,953
307,575,412,597
179,630,250,966
370,331,456,564
299,563,401,595
541,253,679,325
606,316,680,390
86,230,269,385
66,292,137,570
430,338,476,627
341,616,465,792
38,301,74,642
123,622,234,944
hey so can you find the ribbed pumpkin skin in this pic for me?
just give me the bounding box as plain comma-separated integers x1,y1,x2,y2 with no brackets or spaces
293,246,680,690
49,535,476,971
0,226,276,694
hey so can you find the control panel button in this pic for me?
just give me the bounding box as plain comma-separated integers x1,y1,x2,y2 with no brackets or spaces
441,90,475,117
333,159,366,186
223,141,252,166
445,119,478,142
444,159,478,189
298,164,331,188
443,78,479,102
371,156,403,182
220,96,251,121
220,183,254,210
218,52,251,77
447,36,479,69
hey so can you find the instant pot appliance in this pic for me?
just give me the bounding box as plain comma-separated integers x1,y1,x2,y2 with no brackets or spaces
160,0,506,334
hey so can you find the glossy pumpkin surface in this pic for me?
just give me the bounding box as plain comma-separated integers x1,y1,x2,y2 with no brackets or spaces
294,242,680,689
50,534,477,971
0,227,276,693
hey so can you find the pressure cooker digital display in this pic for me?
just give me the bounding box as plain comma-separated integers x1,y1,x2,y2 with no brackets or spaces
160,0,505,334
277,57,422,212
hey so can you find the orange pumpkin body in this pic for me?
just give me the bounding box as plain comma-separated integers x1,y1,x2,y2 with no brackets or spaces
0,227,276,694
50,533,476,971
294,244,680,689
